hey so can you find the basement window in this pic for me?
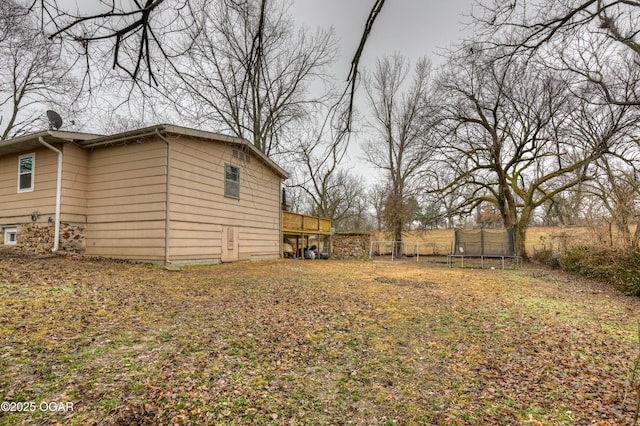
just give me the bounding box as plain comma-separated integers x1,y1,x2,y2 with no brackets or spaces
4,227,17,245
224,164,240,199
18,153,35,192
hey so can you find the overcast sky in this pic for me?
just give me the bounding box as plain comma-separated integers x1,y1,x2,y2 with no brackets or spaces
291,0,476,179
292,0,475,77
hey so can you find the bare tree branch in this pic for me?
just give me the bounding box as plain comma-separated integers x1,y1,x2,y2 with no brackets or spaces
1,0,81,139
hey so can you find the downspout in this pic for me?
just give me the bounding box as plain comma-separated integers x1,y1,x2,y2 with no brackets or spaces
155,130,172,264
280,184,284,258
38,137,62,253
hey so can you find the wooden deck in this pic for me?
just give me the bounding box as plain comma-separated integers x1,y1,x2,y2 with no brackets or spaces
282,211,332,235
281,211,332,259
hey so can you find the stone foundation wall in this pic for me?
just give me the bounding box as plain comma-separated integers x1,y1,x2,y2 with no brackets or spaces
59,223,86,254
16,223,85,254
330,233,371,260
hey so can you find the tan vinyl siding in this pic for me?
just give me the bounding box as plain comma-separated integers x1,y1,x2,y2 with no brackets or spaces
168,137,281,262
85,139,167,260
61,143,89,223
0,148,57,226
89,177,166,193
239,227,281,261
86,227,165,240
85,245,166,258
169,221,222,262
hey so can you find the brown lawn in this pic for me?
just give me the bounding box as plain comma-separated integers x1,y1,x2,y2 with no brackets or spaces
0,249,639,425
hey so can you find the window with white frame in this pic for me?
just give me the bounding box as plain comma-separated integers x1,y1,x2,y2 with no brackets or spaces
18,153,35,192
224,164,240,199
4,227,17,245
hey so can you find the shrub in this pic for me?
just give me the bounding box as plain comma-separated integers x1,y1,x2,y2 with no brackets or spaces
532,248,561,269
560,245,640,296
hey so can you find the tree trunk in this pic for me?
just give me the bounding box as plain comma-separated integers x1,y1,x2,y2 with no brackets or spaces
393,220,403,257
515,224,528,261
515,207,533,261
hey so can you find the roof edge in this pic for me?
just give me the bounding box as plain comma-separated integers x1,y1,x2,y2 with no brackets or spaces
0,130,101,148
79,124,289,180
0,130,103,157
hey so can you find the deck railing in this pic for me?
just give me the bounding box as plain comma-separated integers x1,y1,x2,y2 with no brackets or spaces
282,211,331,234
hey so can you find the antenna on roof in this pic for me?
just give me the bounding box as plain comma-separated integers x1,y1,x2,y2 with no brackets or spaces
46,110,63,130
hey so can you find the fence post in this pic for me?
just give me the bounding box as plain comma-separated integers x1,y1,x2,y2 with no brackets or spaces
479,227,483,268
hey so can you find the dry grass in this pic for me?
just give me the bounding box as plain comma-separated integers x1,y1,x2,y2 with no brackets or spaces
0,250,639,425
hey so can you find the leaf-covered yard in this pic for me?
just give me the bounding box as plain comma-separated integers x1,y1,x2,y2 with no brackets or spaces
0,251,639,425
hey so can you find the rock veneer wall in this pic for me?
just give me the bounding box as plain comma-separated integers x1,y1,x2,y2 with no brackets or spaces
330,232,371,260
16,223,85,254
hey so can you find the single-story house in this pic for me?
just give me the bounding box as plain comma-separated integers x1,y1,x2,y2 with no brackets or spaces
0,124,289,264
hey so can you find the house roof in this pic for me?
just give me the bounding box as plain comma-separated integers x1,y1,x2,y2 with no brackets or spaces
79,124,289,179
0,130,101,156
0,124,289,179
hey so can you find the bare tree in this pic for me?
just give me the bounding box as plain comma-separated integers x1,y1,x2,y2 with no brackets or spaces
475,0,640,106
540,188,587,226
339,190,374,232
23,0,195,87
26,0,387,131
469,0,640,254
364,54,435,244
161,0,336,156
0,0,78,139
368,182,388,232
421,166,470,229
434,49,637,259
288,93,369,231
296,164,368,231
584,156,640,248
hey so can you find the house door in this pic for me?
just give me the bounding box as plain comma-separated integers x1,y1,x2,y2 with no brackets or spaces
221,226,239,262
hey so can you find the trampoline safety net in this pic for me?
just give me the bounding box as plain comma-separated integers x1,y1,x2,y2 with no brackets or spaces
453,227,516,257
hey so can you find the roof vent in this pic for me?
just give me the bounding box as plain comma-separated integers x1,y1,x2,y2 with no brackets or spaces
232,148,250,163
